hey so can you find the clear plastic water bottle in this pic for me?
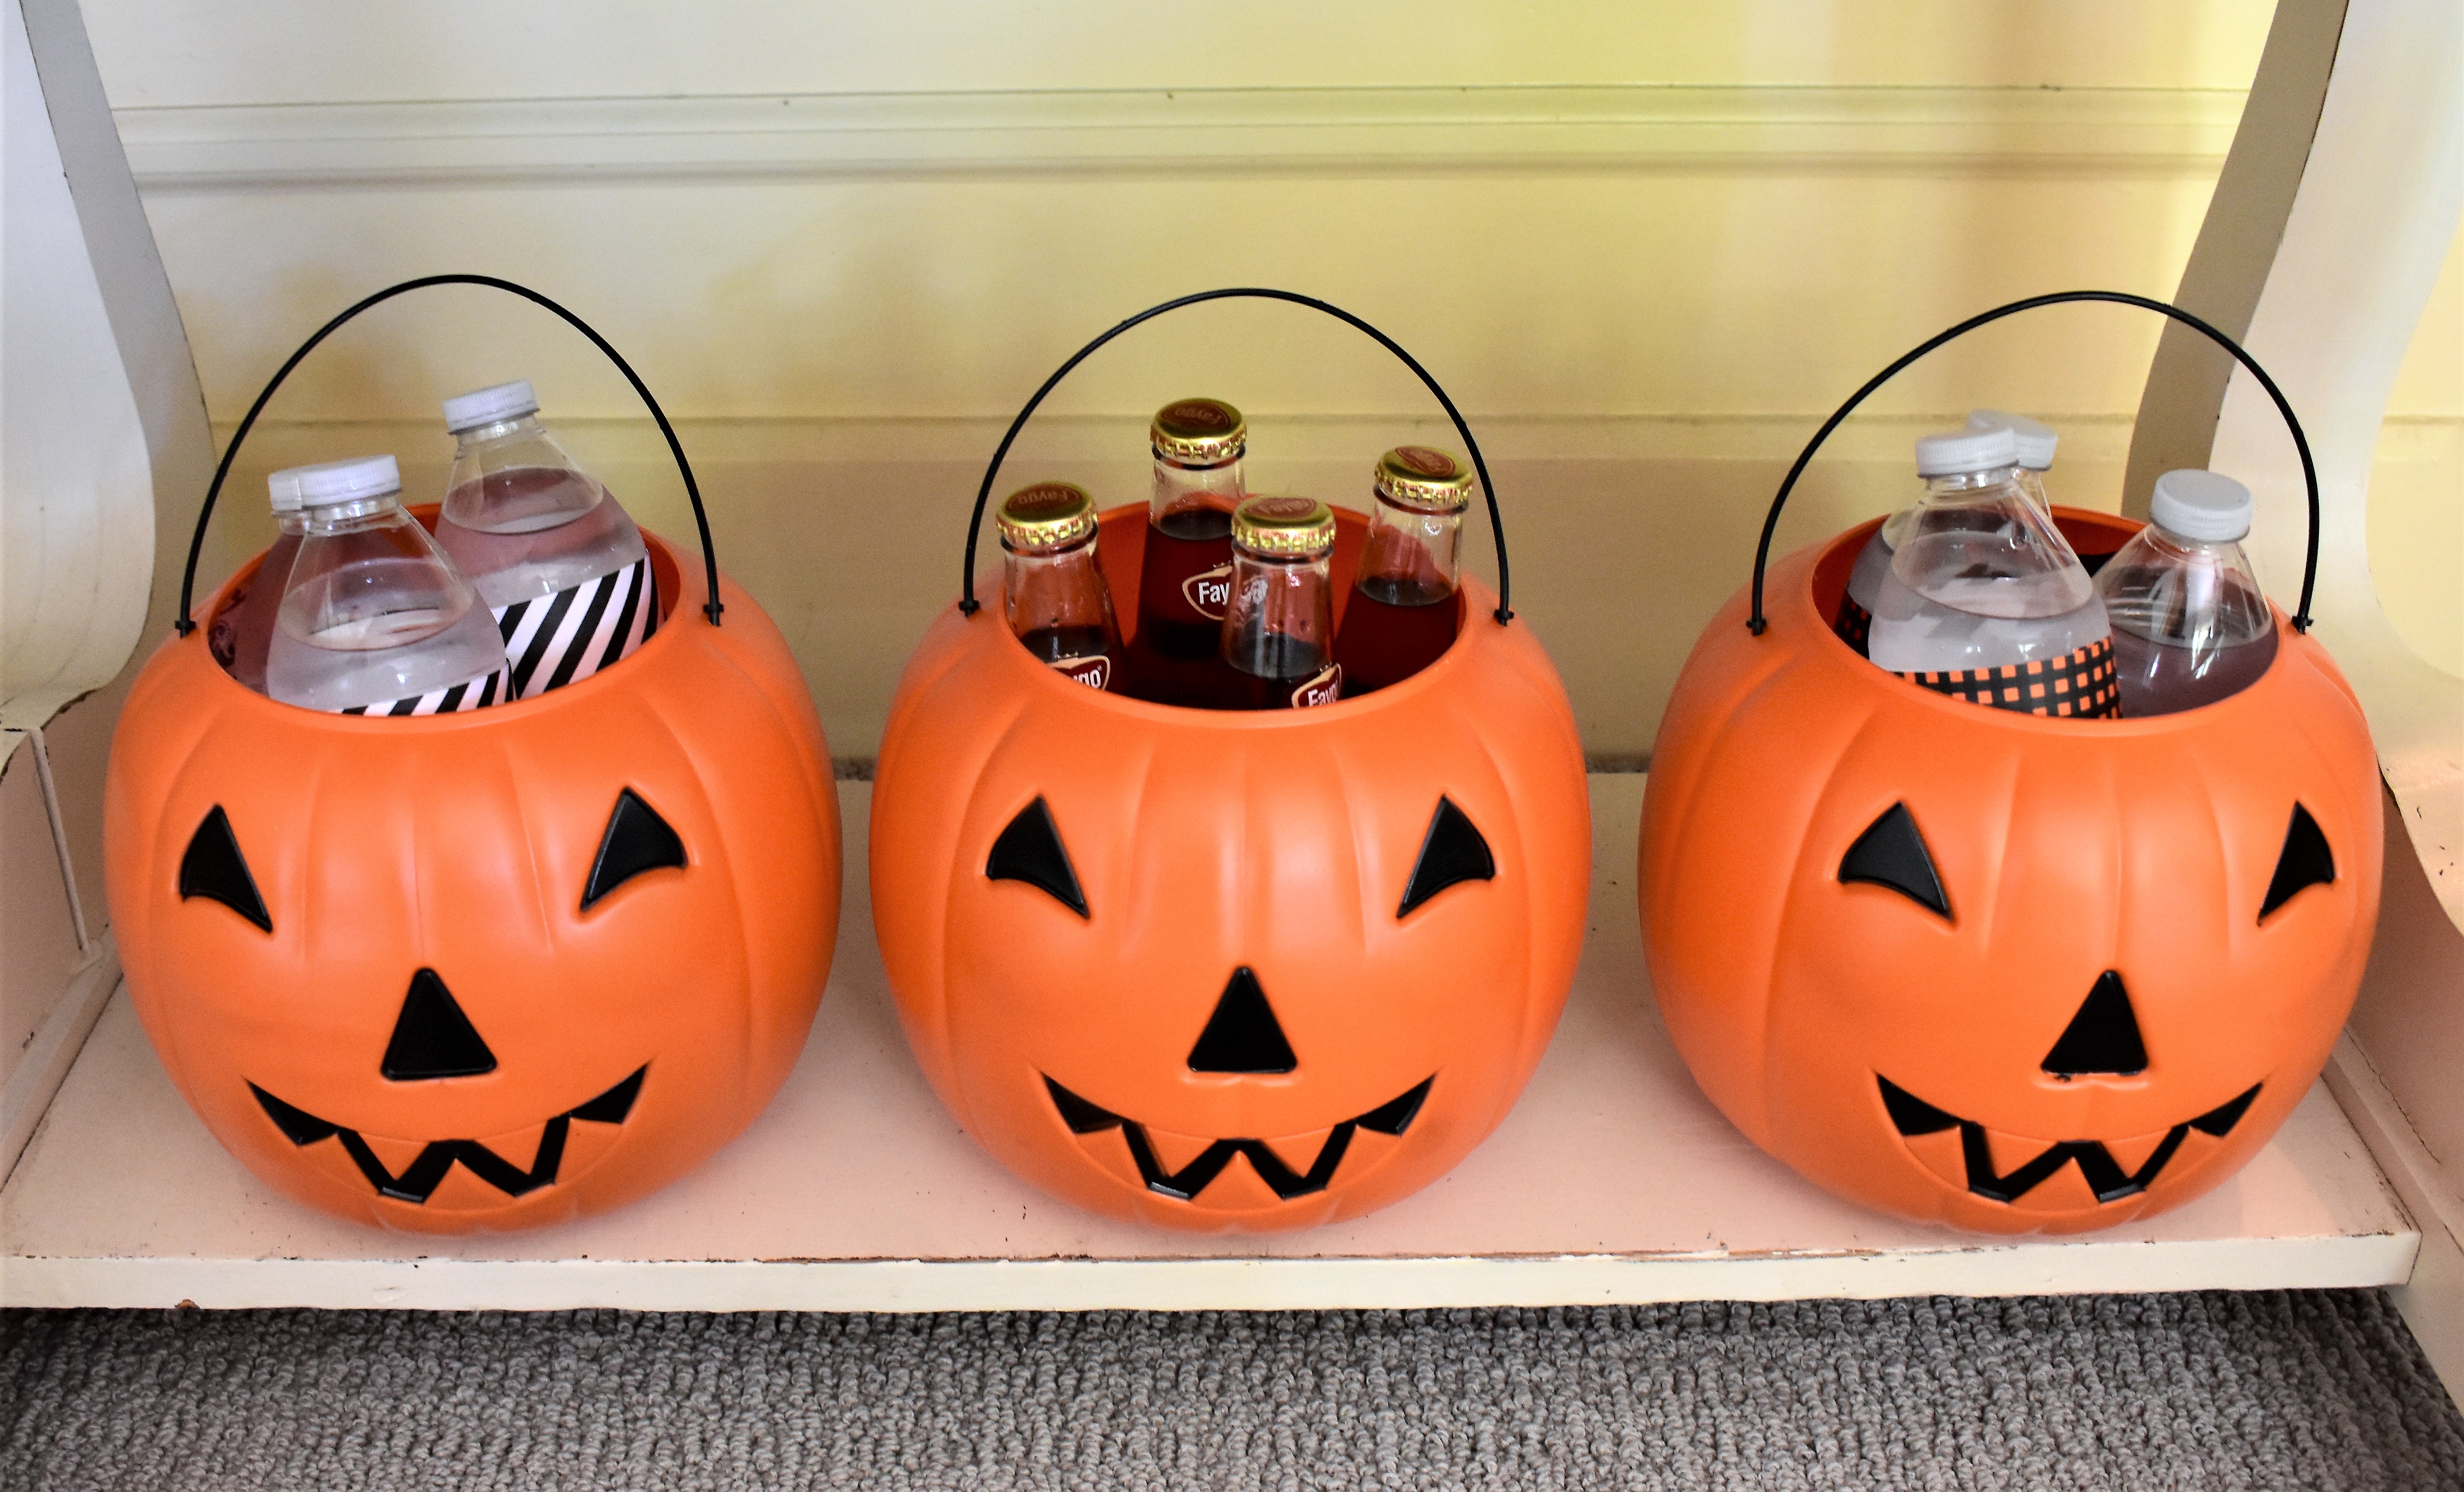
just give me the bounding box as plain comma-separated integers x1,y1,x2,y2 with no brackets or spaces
1836,410,2061,655
263,455,511,715
1967,409,2058,519
1868,426,2120,718
2097,469,2279,716
209,468,310,693
431,380,657,700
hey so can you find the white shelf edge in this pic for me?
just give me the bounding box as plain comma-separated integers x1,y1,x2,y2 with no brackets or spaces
0,1232,2418,1315
5,780,2418,1315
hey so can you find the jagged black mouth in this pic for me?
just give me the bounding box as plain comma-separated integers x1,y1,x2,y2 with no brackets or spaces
1043,1075,1433,1203
248,1068,646,1204
1878,1075,2261,1205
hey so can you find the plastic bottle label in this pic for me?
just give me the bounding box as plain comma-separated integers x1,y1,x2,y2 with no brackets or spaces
1832,594,1873,658
1290,664,1343,709
1052,655,1112,690
1182,565,1235,622
337,667,506,717
1894,637,2121,719
495,556,659,701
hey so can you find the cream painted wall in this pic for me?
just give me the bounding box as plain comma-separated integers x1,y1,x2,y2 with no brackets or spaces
85,2,2274,102
79,1,2458,754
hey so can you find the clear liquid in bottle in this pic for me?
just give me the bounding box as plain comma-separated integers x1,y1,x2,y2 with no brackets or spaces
430,381,657,699
262,455,511,715
1867,426,2119,717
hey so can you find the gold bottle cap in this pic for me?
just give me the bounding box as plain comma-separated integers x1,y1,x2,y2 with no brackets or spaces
1232,495,1335,558
1151,398,1246,465
996,481,1099,550
1375,446,1473,513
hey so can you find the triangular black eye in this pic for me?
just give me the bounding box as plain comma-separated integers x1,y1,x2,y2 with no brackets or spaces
986,798,1086,917
1839,803,1950,920
582,789,686,911
1400,797,1495,917
2260,803,2334,922
178,805,271,932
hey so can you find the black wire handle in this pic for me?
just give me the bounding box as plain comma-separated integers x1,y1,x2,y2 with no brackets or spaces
1748,289,2319,635
175,273,721,635
960,288,1514,624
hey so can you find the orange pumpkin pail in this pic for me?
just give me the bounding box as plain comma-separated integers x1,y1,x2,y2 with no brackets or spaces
103,278,841,1233
870,290,1591,1233
1639,292,2383,1235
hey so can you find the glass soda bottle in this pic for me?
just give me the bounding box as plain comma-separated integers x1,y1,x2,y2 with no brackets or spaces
431,380,657,700
1221,496,1342,710
1867,426,2120,718
263,455,512,715
1127,398,1245,705
998,481,1121,690
2097,469,2278,716
208,468,311,693
1332,445,1470,694
1837,409,2063,655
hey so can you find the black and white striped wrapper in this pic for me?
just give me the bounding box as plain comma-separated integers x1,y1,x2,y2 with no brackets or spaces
338,669,506,717
494,557,660,702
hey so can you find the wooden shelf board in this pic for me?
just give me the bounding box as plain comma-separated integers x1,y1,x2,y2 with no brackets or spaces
0,777,2416,1312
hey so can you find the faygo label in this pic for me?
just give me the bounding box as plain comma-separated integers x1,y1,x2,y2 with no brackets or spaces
1052,655,1112,690
1290,664,1343,709
1183,565,1235,621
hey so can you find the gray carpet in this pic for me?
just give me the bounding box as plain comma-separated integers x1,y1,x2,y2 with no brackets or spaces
3,1293,2459,1490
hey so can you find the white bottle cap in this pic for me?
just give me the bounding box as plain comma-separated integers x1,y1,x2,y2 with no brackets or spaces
1913,424,2019,477
267,466,307,513
1967,409,2058,471
280,454,403,508
2150,468,2253,542
442,379,540,433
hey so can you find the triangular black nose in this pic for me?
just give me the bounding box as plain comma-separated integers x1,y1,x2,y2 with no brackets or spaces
381,969,499,1081
2041,971,2148,1077
1186,968,1298,1073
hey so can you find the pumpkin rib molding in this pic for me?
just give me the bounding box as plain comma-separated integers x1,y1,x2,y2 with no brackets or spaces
872,505,1590,1233
105,532,841,1233
1640,511,2382,1236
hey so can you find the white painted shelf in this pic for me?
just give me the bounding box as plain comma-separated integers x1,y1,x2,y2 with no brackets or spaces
0,777,2416,1312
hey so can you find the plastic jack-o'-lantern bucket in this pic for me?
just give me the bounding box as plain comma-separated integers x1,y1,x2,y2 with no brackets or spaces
104,276,841,1233
1641,291,2383,1236
872,289,1591,1233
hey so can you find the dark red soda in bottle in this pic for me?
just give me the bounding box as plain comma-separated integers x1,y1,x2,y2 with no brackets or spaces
1126,398,1246,705
1220,496,1342,710
208,469,310,693
998,481,1120,690
1333,445,1470,694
